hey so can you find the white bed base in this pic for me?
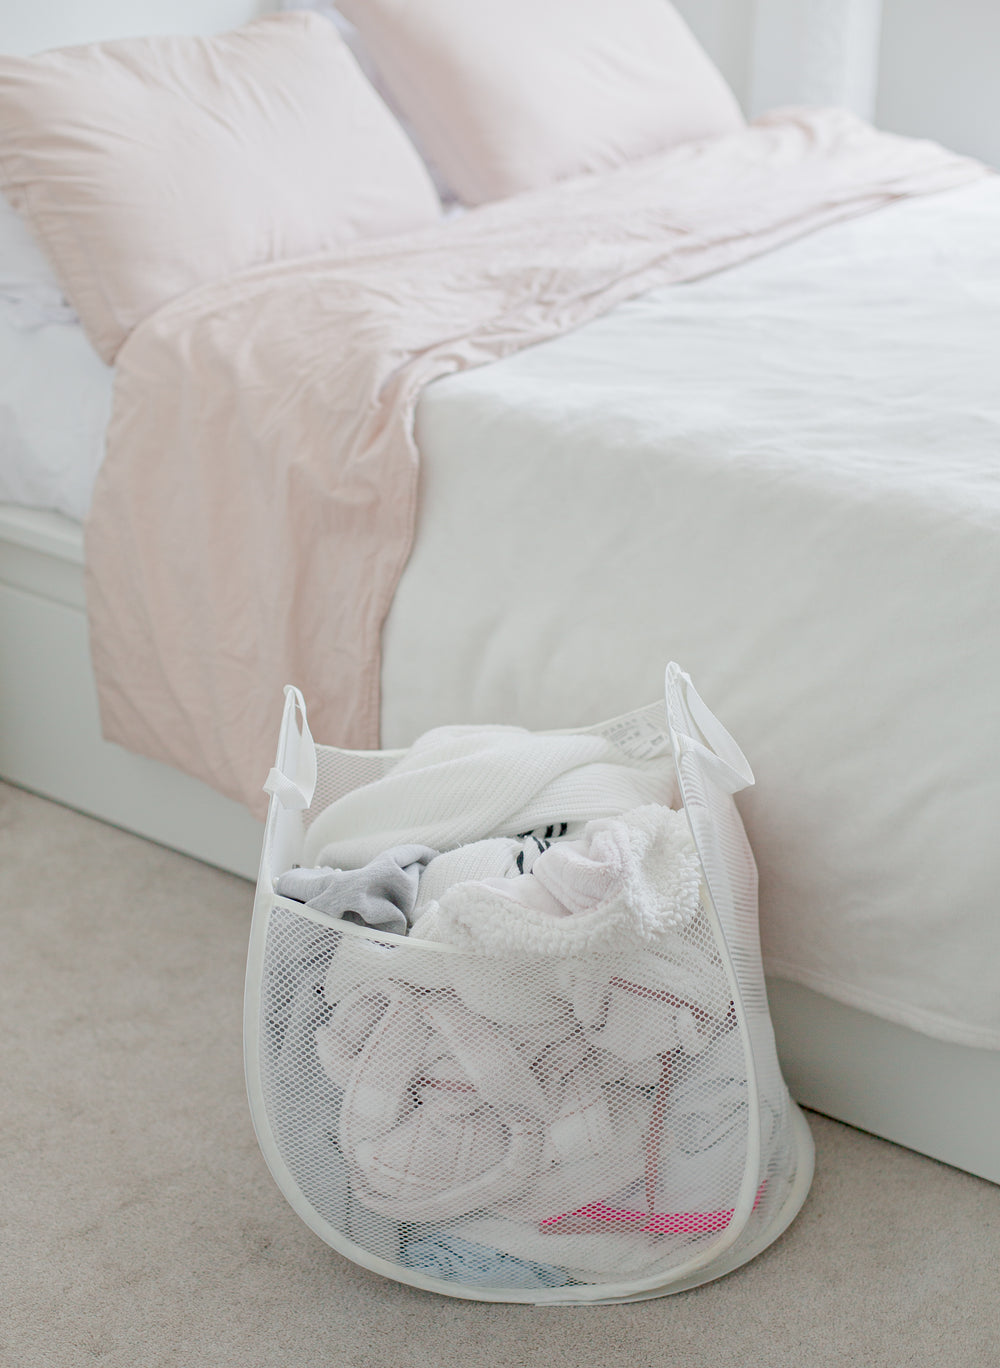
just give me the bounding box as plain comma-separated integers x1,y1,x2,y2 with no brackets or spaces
3,500,998,1187
0,505,264,876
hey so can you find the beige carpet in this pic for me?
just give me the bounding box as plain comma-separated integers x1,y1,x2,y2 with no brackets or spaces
2,780,998,1368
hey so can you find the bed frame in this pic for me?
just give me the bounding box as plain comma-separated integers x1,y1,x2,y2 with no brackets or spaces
0,506,265,875
3,502,998,1186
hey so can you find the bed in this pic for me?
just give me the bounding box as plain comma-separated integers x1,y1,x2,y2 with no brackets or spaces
2,0,999,1192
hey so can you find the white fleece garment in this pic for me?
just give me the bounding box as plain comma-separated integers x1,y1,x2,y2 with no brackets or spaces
410,805,703,955
303,724,677,870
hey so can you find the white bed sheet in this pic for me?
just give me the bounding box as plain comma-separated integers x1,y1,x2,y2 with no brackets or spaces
4,177,998,1049
383,176,1000,1050
0,301,112,521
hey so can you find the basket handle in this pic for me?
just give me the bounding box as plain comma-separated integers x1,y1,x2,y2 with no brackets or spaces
665,663,755,795
262,685,317,810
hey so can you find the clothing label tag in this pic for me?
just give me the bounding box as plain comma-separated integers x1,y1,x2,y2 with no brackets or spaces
596,709,670,761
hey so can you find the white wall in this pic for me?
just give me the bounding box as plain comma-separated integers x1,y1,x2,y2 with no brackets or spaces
876,0,1000,168
0,1,270,56
678,0,998,172
672,0,756,111
747,0,883,119
674,0,887,120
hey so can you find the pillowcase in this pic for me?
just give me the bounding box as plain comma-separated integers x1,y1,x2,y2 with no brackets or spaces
334,0,746,206
0,13,443,363
305,3,461,206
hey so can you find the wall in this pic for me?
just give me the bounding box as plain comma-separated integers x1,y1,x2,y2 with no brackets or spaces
0,1,270,55
876,0,1000,168
672,0,756,110
677,0,999,171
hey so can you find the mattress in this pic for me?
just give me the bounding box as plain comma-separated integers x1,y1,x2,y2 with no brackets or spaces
384,177,1000,1050
3,176,998,1050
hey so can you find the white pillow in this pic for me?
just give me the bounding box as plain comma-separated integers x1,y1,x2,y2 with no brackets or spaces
0,13,443,363
333,0,746,206
282,1,461,205
0,189,77,327
0,298,111,521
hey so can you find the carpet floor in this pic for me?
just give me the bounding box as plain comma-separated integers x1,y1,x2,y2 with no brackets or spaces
2,781,998,1368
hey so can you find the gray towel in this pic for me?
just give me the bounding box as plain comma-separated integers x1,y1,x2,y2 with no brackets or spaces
275,844,438,935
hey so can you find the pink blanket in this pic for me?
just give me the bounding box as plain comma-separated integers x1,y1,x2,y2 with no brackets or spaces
84,110,984,816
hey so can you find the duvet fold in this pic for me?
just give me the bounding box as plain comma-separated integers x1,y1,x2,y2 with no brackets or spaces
83,108,986,814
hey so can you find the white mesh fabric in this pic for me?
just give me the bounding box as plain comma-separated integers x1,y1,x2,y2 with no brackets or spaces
665,668,804,1262
256,903,757,1294
246,673,810,1302
302,731,678,870
304,747,400,833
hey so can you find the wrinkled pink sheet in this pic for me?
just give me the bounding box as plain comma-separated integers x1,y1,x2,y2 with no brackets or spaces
84,109,985,816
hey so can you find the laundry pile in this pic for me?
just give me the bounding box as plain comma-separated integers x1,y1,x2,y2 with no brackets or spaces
262,722,775,1288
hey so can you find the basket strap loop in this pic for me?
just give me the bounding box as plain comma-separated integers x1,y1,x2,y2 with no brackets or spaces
263,685,317,810
665,663,755,795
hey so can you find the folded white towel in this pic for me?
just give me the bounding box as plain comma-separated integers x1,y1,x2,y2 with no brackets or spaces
303,724,677,870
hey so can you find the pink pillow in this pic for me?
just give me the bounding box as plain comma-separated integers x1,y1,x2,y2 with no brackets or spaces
334,0,746,206
0,13,442,363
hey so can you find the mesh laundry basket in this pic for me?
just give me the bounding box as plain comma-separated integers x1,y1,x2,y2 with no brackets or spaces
244,664,813,1304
